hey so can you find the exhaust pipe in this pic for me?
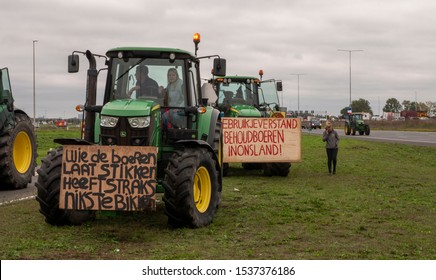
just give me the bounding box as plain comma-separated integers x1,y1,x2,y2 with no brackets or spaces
83,50,97,142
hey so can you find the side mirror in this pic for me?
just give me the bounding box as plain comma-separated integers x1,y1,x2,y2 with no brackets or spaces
276,81,283,91
68,54,80,73
212,58,226,76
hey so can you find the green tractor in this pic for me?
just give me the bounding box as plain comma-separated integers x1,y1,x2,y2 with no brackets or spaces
36,35,226,228
210,74,291,176
0,67,37,189
344,113,370,135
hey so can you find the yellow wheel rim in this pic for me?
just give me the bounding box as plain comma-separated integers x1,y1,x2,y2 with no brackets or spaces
13,131,32,174
193,166,211,213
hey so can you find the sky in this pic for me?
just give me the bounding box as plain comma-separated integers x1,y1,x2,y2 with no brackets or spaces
2,0,436,118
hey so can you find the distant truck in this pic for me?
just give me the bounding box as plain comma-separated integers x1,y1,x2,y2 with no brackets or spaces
55,120,67,127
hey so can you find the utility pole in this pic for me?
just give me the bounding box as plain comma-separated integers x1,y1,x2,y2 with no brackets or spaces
289,73,306,115
338,49,363,109
33,40,38,126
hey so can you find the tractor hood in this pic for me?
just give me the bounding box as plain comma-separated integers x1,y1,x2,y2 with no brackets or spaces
230,104,261,117
100,99,159,117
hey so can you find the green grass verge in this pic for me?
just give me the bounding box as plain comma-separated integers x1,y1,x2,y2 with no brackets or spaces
0,130,434,259
35,126,82,164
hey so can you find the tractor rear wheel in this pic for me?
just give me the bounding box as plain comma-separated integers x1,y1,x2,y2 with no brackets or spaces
0,113,37,189
162,147,220,228
35,147,95,226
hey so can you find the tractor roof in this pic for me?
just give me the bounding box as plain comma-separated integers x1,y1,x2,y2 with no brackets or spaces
106,47,195,59
215,75,259,82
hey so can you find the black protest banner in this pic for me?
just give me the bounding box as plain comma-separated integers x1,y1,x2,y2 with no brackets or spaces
59,145,158,211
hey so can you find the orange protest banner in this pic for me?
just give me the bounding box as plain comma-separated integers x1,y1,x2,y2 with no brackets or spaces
222,118,301,163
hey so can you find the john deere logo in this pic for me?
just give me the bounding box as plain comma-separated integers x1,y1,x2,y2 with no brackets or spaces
120,131,127,137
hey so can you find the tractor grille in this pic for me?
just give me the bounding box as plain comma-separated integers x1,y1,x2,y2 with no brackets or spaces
100,117,150,146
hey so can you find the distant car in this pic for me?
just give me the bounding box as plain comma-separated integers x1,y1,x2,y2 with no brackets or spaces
310,118,322,129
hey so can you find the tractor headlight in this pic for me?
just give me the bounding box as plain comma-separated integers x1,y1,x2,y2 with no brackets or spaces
128,116,150,128
100,116,119,127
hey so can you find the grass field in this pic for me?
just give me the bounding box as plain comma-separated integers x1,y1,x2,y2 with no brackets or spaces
34,126,82,163
0,127,435,259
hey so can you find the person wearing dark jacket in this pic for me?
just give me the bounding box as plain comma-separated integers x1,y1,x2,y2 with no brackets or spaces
322,121,340,175
128,65,159,98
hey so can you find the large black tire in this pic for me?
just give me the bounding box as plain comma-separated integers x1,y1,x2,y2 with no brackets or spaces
162,147,220,228
365,125,370,135
0,113,37,189
222,163,229,177
344,124,351,135
242,163,263,170
35,147,95,226
263,162,291,177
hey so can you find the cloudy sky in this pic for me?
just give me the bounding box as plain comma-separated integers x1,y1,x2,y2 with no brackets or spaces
2,0,436,118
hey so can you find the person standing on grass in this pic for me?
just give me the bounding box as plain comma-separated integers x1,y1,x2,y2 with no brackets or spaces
322,121,340,175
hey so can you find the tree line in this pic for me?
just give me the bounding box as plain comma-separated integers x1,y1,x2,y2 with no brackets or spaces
340,98,436,116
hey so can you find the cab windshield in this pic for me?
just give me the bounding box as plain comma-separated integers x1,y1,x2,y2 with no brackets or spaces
216,81,258,107
353,114,363,120
108,58,186,107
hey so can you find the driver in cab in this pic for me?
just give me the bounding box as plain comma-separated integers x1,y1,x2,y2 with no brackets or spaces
128,65,159,98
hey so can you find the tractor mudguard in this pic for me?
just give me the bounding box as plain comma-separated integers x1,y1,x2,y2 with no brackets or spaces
175,139,222,189
175,140,218,165
206,109,221,147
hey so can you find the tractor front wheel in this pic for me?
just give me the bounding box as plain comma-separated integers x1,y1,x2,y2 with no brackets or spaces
344,124,351,135
365,125,370,135
35,147,95,226
163,147,220,228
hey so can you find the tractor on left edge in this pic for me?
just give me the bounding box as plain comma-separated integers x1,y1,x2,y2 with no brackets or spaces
0,67,37,189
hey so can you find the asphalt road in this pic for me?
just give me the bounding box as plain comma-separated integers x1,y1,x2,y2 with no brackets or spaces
1,129,435,205
304,129,436,147
0,175,38,206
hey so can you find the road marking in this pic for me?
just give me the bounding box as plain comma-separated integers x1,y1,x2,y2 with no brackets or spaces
0,195,36,206
365,137,435,144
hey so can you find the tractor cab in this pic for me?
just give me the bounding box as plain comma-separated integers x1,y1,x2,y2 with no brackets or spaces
0,68,14,129
211,74,284,118
101,48,200,146
257,78,284,118
214,76,261,117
